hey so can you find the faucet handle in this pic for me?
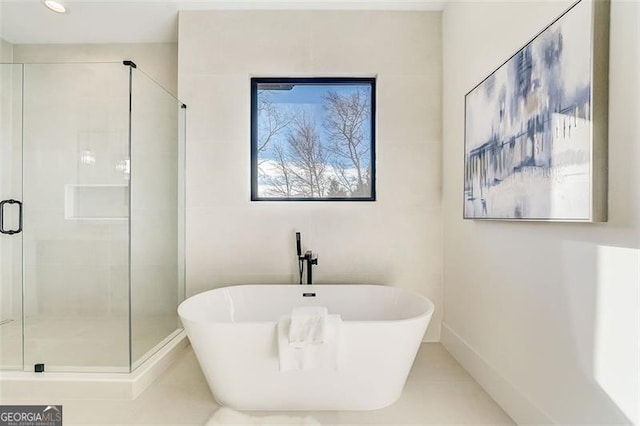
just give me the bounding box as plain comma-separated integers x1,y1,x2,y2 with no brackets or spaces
306,250,318,265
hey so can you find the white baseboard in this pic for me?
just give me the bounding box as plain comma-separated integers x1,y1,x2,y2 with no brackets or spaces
0,331,188,400
441,322,554,425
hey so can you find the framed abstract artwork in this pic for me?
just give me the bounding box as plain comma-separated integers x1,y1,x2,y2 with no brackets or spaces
463,0,609,221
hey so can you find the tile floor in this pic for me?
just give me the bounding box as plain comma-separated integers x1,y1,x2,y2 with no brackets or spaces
1,343,514,425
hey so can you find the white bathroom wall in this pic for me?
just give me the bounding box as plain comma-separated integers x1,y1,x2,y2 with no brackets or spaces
178,10,443,340
13,43,178,95
0,38,10,61
443,0,639,424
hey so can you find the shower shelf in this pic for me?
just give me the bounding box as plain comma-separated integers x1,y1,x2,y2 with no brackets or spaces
64,184,129,220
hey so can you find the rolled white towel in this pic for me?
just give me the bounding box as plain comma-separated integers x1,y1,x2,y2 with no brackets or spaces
288,306,328,348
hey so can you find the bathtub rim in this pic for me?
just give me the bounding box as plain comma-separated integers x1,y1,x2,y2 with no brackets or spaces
178,283,435,325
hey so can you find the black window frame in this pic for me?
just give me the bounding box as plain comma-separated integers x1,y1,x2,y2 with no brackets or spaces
250,77,376,202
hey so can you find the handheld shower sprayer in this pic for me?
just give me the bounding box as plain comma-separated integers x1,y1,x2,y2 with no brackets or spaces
296,232,304,284
295,232,317,285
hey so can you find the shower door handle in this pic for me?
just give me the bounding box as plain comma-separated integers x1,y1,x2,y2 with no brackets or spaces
0,199,23,235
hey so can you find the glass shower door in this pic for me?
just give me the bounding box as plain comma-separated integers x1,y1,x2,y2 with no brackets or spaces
0,63,23,370
21,63,131,372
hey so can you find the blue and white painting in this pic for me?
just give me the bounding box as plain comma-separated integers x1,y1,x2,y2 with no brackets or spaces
464,0,595,220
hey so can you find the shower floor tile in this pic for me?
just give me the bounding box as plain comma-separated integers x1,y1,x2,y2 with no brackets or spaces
0,343,514,425
0,315,179,371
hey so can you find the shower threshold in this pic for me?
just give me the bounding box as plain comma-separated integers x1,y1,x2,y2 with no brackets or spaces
0,330,187,400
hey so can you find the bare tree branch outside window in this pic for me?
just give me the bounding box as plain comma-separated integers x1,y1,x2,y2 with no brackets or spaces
251,78,376,201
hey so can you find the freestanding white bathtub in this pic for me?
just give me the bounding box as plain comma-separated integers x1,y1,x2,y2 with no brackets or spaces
178,284,434,410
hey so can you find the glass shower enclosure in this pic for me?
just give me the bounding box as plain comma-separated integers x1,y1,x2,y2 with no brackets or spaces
0,61,185,372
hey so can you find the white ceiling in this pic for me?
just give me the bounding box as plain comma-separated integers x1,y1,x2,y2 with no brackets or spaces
0,0,447,44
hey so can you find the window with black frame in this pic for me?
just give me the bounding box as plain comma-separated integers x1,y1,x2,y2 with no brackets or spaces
251,77,376,201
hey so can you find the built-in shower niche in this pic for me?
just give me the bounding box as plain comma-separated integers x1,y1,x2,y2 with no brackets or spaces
64,184,129,220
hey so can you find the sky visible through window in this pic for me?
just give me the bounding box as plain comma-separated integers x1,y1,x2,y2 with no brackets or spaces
253,79,374,200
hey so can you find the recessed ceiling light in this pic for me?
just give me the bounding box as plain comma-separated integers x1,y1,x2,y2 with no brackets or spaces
42,0,67,14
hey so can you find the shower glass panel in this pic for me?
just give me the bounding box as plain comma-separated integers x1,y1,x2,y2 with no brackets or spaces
0,64,23,370
129,68,185,368
22,63,130,372
0,61,184,373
